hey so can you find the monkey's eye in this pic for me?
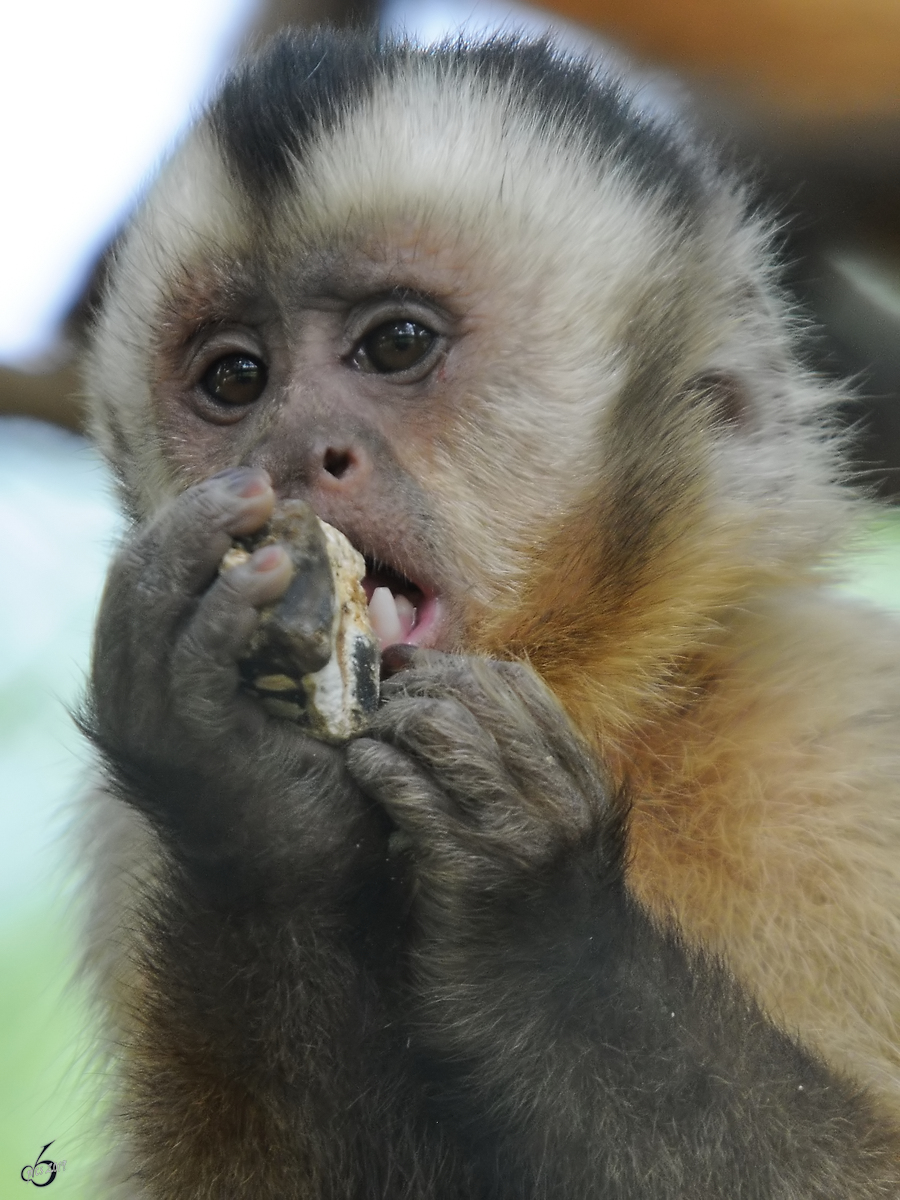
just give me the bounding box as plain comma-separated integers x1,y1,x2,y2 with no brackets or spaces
353,320,436,375
200,354,268,405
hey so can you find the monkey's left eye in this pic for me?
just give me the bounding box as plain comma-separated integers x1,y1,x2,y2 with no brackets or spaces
352,320,437,375
200,354,268,405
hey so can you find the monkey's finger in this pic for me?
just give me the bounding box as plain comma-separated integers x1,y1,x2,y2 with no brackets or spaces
379,651,557,721
380,646,451,682
380,654,546,760
169,544,294,721
450,662,608,825
348,737,563,877
110,468,276,611
385,653,598,779
359,654,598,838
365,694,518,822
378,652,500,713
487,661,607,799
384,651,552,733
346,737,462,834
93,469,277,696
380,643,418,676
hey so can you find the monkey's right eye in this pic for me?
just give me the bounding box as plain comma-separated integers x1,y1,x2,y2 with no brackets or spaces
352,320,438,376
200,354,268,406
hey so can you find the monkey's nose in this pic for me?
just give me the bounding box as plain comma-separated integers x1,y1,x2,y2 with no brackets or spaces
319,444,369,488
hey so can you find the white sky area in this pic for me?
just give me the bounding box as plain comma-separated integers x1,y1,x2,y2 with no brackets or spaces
0,0,683,371
0,0,259,368
382,0,583,44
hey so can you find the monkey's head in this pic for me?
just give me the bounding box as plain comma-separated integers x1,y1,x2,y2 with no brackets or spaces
85,31,850,740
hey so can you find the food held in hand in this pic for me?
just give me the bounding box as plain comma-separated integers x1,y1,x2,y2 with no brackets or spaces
221,502,379,741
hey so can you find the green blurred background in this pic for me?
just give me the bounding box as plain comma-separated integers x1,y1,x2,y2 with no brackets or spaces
0,420,121,1198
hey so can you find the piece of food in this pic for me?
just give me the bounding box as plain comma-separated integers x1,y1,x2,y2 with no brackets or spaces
221,501,379,741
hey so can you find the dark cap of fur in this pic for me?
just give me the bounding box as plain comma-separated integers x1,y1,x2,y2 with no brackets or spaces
209,29,710,215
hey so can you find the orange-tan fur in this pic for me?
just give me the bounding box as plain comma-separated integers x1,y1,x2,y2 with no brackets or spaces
477,511,900,1114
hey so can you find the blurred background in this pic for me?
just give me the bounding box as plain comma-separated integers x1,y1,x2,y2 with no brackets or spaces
2,1,899,1193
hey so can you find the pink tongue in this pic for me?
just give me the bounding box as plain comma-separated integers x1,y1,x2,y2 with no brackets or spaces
368,586,417,648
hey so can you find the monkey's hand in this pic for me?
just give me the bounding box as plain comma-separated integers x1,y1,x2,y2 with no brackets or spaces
347,650,900,1198
86,468,378,898
346,648,620,927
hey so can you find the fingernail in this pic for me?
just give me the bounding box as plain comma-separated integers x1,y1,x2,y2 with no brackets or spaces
212,467,270,498
251,545,286,572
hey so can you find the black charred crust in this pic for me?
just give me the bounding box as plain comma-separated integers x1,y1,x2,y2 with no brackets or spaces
209,29,711,216
352,637,380,715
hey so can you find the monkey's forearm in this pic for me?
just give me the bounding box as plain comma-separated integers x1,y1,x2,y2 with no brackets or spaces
91,740,379,905
347,654,900,1198
86,475,481,1195
410,871,900,1199
119,860,474,1200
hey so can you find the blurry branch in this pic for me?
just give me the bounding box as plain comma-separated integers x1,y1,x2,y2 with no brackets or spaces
0,364,84,432
545,0,900,126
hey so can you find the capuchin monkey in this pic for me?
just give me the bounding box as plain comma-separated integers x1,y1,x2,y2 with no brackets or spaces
79,29,900,1199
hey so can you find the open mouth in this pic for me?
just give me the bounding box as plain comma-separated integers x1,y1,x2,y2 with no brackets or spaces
361,558,444,651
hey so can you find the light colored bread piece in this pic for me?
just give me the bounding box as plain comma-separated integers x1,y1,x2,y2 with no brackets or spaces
221,502,379,741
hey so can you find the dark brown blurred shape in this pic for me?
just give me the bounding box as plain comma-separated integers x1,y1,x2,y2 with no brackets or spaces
252,0,376,42
546,0,900,123
0,364,84,431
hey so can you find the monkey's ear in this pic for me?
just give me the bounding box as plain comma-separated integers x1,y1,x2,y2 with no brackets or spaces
685,371,754,431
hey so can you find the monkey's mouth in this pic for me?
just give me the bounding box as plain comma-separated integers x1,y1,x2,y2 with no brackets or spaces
361,560,444,651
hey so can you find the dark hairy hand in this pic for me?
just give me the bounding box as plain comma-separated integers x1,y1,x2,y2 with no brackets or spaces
346,649,624,940
346,652,900,1200
86,468,377,890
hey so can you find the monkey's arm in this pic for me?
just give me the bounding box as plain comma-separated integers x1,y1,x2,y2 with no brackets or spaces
85,469,373,891
348,652,900,1200
83,471,468,1198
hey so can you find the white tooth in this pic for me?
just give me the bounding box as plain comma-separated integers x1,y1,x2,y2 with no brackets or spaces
368,586,403,648
394,594,417,640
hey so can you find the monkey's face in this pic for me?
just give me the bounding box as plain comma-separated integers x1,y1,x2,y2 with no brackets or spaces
90,105,660,656
123,225,609,653
86,46,843,676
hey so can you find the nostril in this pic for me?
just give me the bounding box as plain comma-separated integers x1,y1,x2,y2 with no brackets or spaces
322,448,353,479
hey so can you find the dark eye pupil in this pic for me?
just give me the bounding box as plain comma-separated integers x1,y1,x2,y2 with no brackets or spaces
362,320,434,373
202,354,267,405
